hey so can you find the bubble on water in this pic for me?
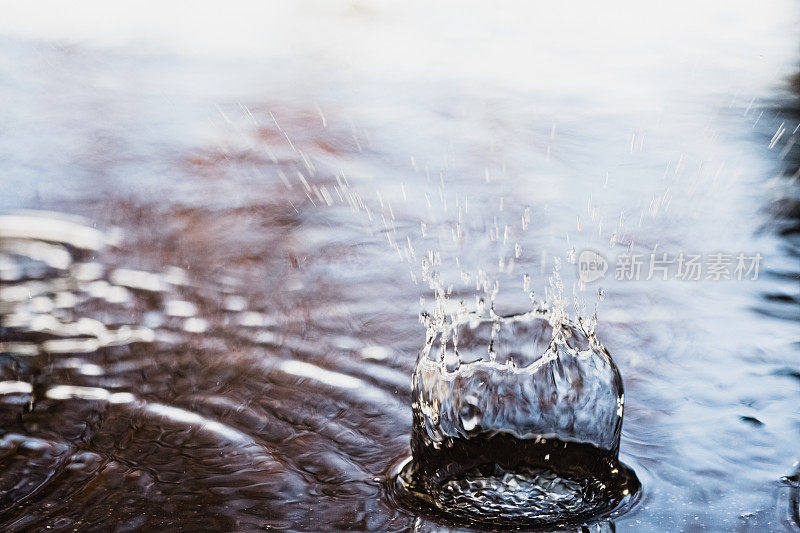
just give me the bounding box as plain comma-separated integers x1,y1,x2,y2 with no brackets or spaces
392,307,639,529
459,394,482,432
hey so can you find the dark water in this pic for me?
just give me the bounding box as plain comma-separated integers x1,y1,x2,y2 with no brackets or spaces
1,3,800,531
393,435,639,530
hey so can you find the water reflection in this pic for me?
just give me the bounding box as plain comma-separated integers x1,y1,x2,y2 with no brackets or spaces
0,209,415,530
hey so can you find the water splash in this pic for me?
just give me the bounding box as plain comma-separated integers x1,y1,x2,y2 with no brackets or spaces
391,307,639,529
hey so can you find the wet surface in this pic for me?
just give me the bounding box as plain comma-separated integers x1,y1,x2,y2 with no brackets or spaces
1,2,800,531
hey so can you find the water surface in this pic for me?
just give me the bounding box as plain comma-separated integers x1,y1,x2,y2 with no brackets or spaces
1,2,799,530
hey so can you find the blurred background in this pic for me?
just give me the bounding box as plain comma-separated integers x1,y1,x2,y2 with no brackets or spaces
0,1,799,530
